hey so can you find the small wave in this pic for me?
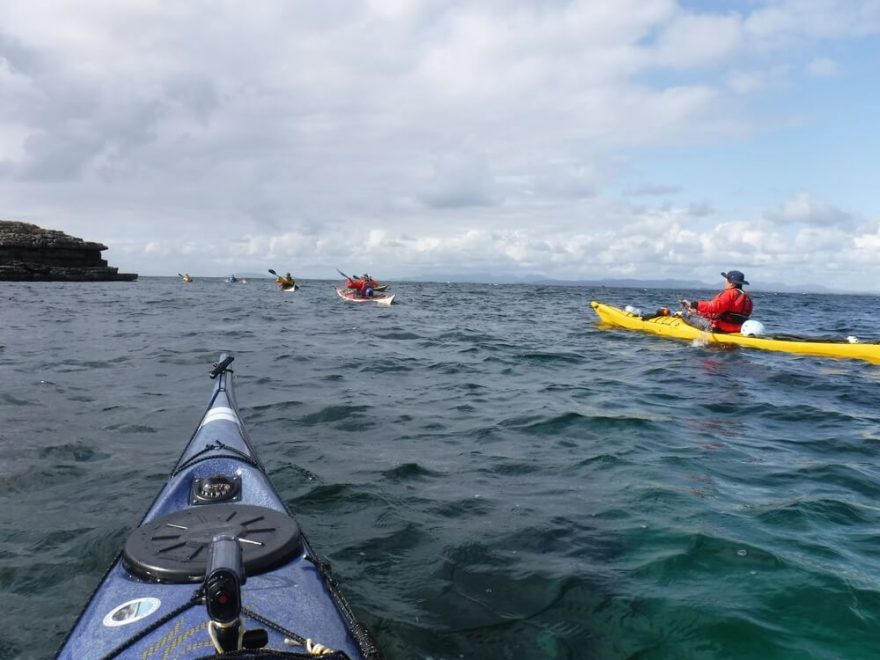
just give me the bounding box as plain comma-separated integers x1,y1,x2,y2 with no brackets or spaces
770,462,880,499
757,497,874,527
630,531,781,579
375,331,423,340
299,404,369,425
477,460,540,477
360,362,413,373
500,411,660,436
517,350,585,365
0,393,32,406
0,464,89,495
292,482,380,508
382,462,441,481
38,443,110,463
429,496,496,519
101,423,158,434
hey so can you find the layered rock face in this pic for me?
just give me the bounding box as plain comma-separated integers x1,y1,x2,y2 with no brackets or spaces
0,220,137,281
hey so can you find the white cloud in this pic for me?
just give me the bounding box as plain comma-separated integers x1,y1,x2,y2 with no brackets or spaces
766,192,856,229
794,226,852,252
654,12,744,68
745,0,880,44
93,189,880,293
806,56,839,77
726,65,790,94
624,183,683,197
418,152,497,208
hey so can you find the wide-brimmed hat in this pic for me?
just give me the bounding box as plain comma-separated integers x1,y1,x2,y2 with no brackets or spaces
722,270,749,286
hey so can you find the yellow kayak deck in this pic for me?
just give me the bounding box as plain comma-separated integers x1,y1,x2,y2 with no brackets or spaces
590,301,880,364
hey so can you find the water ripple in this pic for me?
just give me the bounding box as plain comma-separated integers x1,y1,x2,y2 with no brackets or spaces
3,280,880,658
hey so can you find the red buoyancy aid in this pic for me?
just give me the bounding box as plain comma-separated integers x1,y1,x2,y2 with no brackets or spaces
694,288,753,333
347,278,379,291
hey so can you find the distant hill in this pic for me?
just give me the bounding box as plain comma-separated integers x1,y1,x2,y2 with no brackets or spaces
230,272,274,279
399,272,849,294
562,277,839,294
544,277,710,290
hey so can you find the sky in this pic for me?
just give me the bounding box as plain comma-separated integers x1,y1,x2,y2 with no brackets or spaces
1,0,879,291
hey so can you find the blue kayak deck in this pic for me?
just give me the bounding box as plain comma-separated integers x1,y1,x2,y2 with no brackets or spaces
57,357,379,659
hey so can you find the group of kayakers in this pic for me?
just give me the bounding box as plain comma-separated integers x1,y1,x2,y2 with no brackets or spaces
271,268,387,299
179,268,387,299
179,267,751,327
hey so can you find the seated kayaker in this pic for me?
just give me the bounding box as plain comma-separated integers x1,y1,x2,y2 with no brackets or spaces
361,274,379,296
276,272,296,288
346,272,382,297
681,270,753,333
346,277,368,296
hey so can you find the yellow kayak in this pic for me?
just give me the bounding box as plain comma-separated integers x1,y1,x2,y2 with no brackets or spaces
590,301,880,364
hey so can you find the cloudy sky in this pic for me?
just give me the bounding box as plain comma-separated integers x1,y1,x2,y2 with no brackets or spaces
1,1,879,290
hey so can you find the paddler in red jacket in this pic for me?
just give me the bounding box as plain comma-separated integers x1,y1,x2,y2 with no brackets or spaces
346,273,377,297
682,270,753,333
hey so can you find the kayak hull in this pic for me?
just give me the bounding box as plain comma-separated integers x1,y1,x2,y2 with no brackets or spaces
58,358,379,659
591,301,880,364
336,287,394,306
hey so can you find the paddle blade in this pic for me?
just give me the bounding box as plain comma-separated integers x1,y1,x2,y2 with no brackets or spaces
268,269,277,276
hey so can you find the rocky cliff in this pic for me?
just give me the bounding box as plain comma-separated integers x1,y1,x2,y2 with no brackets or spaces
0,220,137,281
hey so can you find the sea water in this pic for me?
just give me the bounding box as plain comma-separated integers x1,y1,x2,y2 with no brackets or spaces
2,278,880,659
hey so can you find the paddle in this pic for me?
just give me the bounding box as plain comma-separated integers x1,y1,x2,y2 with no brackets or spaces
209,355,235,379
674,299,714,339
639,307,671,320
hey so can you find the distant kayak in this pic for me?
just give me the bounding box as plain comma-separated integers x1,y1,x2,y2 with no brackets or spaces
591,301,880,364
334,268,388,293
57,354,381,659
336,287,394,306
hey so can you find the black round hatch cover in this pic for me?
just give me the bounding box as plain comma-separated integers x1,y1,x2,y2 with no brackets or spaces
123,504,302,583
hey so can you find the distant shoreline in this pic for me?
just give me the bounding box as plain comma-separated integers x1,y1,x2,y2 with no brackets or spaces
125,274,872,296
